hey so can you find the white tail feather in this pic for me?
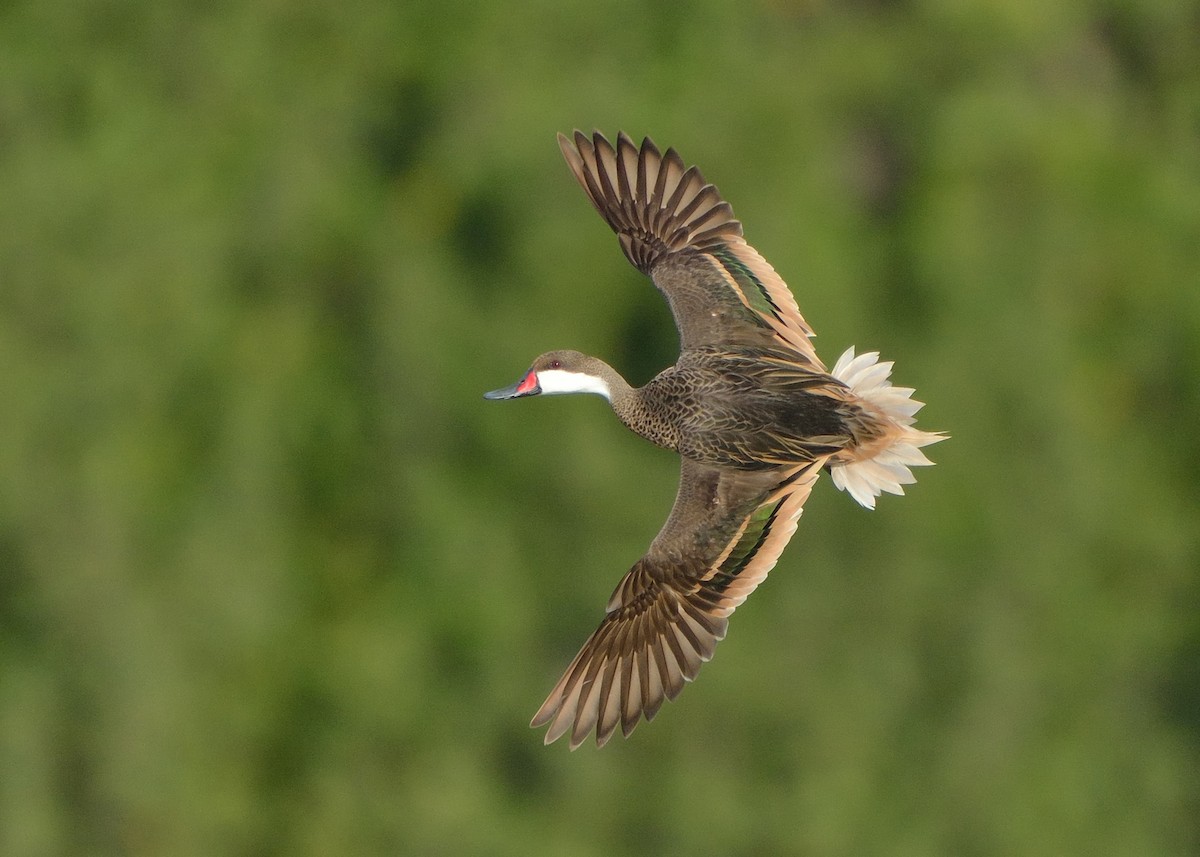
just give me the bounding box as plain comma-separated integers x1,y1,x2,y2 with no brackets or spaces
829,347,946,510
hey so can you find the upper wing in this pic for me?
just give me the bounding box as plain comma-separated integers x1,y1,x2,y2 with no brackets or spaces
530,458,824,749
558,130,823,368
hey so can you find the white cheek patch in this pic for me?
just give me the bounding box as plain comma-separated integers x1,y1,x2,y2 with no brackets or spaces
536,369,612,400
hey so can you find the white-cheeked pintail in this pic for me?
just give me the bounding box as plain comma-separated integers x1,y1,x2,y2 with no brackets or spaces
485,131,946,749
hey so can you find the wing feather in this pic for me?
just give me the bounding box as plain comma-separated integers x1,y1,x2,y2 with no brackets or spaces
531,460,823,748
558,130,821,366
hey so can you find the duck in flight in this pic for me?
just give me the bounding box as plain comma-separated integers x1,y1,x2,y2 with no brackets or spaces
485,131,945,749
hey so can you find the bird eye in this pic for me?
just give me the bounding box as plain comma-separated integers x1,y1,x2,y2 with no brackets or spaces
549,360,561,369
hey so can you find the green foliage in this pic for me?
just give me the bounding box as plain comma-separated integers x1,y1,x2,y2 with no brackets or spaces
1,0,1197,854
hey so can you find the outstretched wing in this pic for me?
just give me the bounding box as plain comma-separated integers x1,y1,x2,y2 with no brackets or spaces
531,459,824,749
558,130,823,369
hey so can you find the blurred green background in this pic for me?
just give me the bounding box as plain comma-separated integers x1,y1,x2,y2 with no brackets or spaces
2,0,1198,854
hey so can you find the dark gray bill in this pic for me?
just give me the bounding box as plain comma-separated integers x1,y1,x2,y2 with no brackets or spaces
483,370,539,400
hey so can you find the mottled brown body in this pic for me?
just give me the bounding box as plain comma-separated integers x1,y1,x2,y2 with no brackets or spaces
616,345,863,469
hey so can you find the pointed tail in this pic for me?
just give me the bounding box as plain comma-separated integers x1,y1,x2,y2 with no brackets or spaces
828,347,947,510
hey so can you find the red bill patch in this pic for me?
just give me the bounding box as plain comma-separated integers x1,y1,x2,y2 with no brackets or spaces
516,371,539,395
